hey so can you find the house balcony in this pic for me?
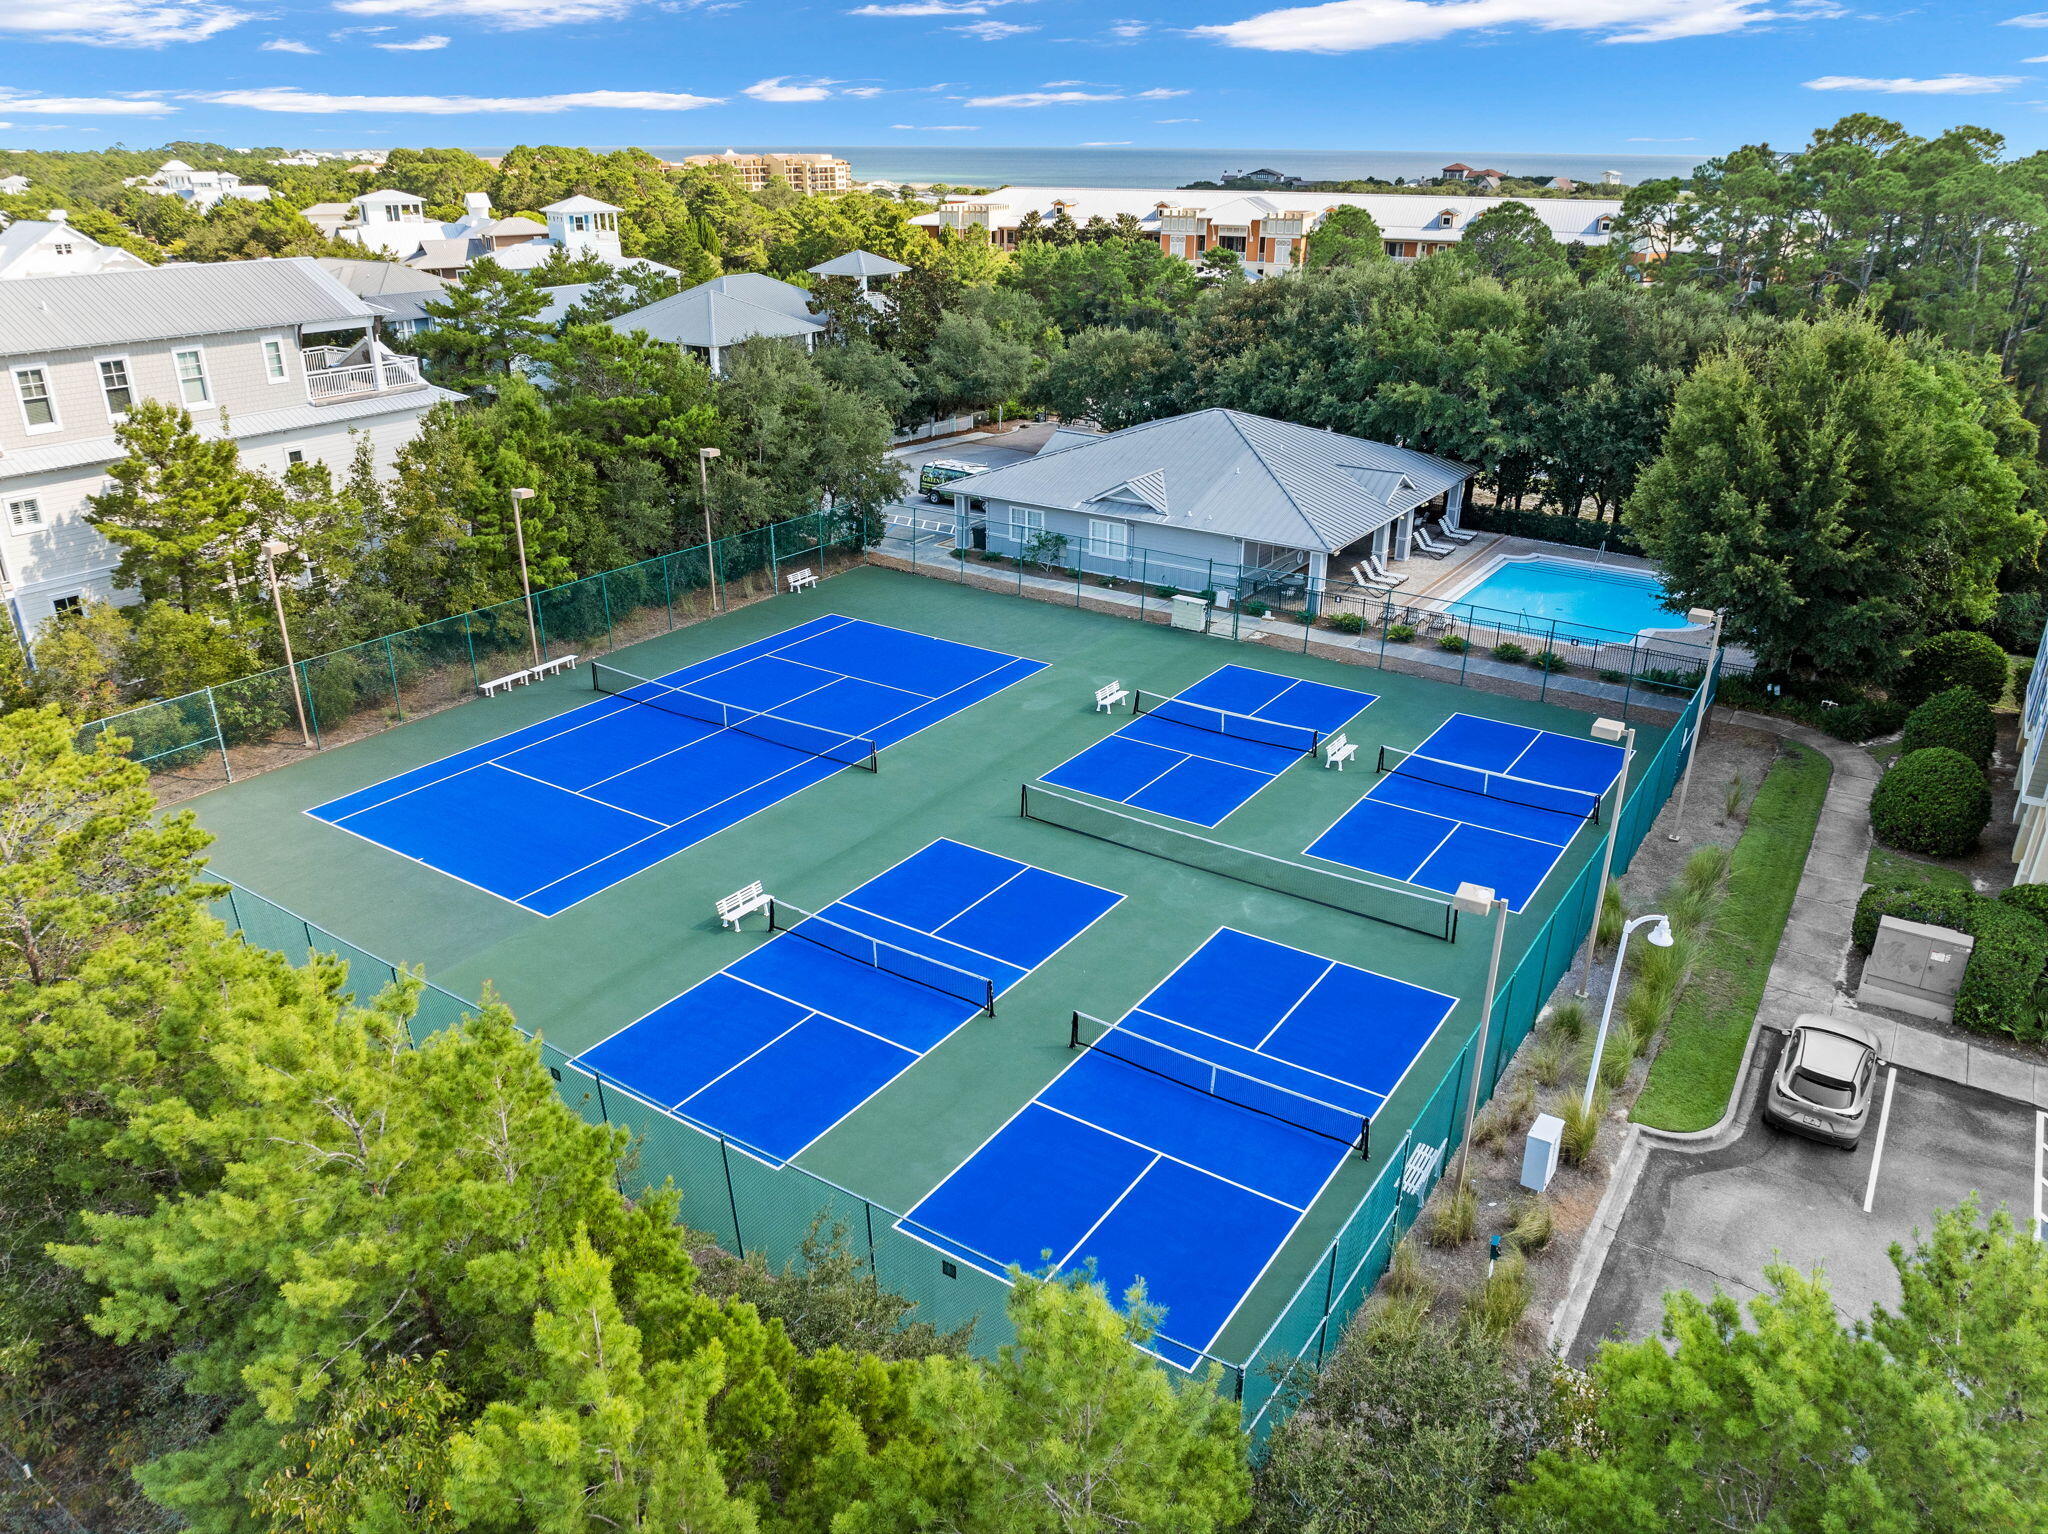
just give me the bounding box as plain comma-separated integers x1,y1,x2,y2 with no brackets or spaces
304,350,425,404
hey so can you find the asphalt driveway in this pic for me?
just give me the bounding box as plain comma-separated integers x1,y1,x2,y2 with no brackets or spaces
1573,1038,2041,1360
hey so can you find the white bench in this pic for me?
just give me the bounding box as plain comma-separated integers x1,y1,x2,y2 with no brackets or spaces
1095,680,1130,713
786,567,818,594
480,652,578,696
1323,733,1358,770
717,881,772,931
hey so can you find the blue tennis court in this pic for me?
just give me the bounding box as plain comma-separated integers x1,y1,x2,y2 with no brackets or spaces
1306,712,1626,912
898,927,1455,1367
306,615,1044,915
572,839,1122,1165
1041,664,1375,827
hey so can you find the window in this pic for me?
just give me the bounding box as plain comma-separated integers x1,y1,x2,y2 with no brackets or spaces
49,594,82,617
1218,234,1248,254
7,497,43,528
174,348,211,405
1086,518,1130,563
52,242,73,256
262,338,288,383
98,358,133,418
286,449,305,465
1009,507,1045,540
14,367,55,430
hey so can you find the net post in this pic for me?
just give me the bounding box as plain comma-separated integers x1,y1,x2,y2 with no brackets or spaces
982,981,996,1019
1069,1010,1081,1049
1356,1119,1370,1161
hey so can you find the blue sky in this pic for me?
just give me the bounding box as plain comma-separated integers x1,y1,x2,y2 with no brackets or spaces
5,0,2048,159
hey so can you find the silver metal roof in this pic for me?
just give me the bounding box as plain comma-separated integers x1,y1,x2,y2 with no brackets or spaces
0,257,375,356
956,408,1472,554
697,272,815,319
807,249,910,279
606,285,823,350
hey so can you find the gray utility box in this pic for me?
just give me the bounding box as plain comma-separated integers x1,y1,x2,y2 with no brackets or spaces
1521,1112,1564,1193
1857,915,1973,1023
1170,594,1209,632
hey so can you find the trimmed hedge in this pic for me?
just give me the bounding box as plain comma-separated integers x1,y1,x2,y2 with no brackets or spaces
1898,630,2010,708
1714,674,1907,743
1458,506,1646,556
1870,747,1992,857
1999,882,2048,927
1854,884,2048,1042
1900,686,1996,768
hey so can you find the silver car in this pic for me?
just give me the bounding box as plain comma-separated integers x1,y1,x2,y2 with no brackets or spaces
1764,1014,1884,1148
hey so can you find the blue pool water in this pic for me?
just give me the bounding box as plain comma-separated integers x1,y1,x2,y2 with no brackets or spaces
1447,557,1679,643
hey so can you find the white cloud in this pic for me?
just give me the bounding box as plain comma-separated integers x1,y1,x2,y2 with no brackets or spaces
262,35,318,49
743,74,837,101
950,17,1034,35
848,0,1005,11
0,0,253,45
1106,17,1145,35
1133,86,1186,97
1199,0,1841,53
2003,10,2048,23
375,31,449,45
966,89,1123,105
333,0,635,29
891,121,979,128
842,85,888,95
2026,54,2048,61
1804,72,2020,94
192,86,722,111
1079,139,1131,144
0,89,175,113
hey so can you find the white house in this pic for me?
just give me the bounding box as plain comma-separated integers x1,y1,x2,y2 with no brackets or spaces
126,159,271,211
939,408,1474,600
606,269,823,376
910,186,1626,278
334,190,673,280
0,212,153,281
0,175,29,196
0,258,462,638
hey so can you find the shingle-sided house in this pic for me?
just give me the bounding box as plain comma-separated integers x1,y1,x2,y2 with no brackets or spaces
944,409,1474,599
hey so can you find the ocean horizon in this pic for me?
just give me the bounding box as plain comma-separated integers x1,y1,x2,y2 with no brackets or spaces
465,144,1712,190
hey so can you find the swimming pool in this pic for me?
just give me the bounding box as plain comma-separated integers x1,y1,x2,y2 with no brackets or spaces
1443,556,1681,644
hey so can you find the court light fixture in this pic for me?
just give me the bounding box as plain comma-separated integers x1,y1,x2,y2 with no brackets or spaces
699,447,724,610
257,537,313,751
509,487,541,666
1448,881,1509,1198
1584,913,1672,1112
1669,606,1727,840
1576,717,1636,997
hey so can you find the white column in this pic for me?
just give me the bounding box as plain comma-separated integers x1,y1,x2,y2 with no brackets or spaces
1394,511,1415,561
1445,481,1466,531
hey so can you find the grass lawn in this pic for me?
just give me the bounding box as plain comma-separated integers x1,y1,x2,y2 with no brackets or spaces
1632,743,1833,1132
1864,844,1974,893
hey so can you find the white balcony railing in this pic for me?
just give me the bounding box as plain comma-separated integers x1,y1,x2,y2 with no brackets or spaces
306,354,424,403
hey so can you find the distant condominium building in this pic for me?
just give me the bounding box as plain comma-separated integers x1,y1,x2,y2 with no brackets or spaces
679,150,853,195
909,186,1626,279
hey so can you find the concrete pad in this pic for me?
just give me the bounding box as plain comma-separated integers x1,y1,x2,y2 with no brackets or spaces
1967,1048,2047,1107
1886,1027,1969,1080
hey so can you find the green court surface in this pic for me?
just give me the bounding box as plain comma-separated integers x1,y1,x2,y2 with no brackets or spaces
188,566,1672,1371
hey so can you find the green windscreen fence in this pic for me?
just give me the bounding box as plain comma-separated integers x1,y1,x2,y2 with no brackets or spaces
1019,780,1459,941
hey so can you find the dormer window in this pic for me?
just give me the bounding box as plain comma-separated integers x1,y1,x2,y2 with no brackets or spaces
1596,216,1615,235
1438,209,1458,228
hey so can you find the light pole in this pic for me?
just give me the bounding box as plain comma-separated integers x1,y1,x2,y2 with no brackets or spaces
1449,882,1510,1197
1584,913,1673,1111
1667,605,1725,841
508,487,539,666
259,538,313,750
1577,716,1636,998
698,447,723,610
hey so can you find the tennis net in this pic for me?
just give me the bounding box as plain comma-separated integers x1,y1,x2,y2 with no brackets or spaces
1070,1012,1368,1156
769,899,997,1016
1134,690,1320,756
1019,781,1458,942
1377,744,1601,823
593,662,879,771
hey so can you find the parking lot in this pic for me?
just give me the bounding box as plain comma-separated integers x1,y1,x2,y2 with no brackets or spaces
1573,1034,2042,1358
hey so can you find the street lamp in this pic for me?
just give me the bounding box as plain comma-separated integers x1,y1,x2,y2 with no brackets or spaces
1584,913,1673,1112
1667,605,1725,841
508,487,539,666
1577,716,1636,998
1448,881,1510,1197
698,447,723,610
259,538,313,750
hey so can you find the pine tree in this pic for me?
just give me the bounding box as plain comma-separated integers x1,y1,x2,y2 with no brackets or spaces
84,399,263,610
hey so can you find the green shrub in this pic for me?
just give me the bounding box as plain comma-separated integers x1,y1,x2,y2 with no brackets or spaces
1493,640,1529,663
1901,686,1996,768
1898,629,2009,707
1999,883,2048,928
1815,698,1908,742
1322,612,1366,635
1238,599,1269,618
1531,649,1569,674
1855,884,2048,1043
1386,623,1417,642
1153,585,1179,599
1438,633,1470,653
2013,656,2035,706
949,546,971,560
1991,590,2046,654
1427,1178,1478,1246
1599,668,1629,685
1869,747,1990,857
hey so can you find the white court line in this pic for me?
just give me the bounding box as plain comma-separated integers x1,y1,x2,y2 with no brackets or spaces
569,675,845,793
1862,1066,1899,1215
834,899,1027,985
1055,1153,1163,1269
299,803,544,916
1036,1101,1310,1211
670,1006,823,1111
491,763,669,826
725,971,925,1056
1127,1008,1389,1110
1253,960,1339,1052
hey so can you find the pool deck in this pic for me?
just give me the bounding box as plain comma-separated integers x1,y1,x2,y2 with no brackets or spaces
1386,534,1662,604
